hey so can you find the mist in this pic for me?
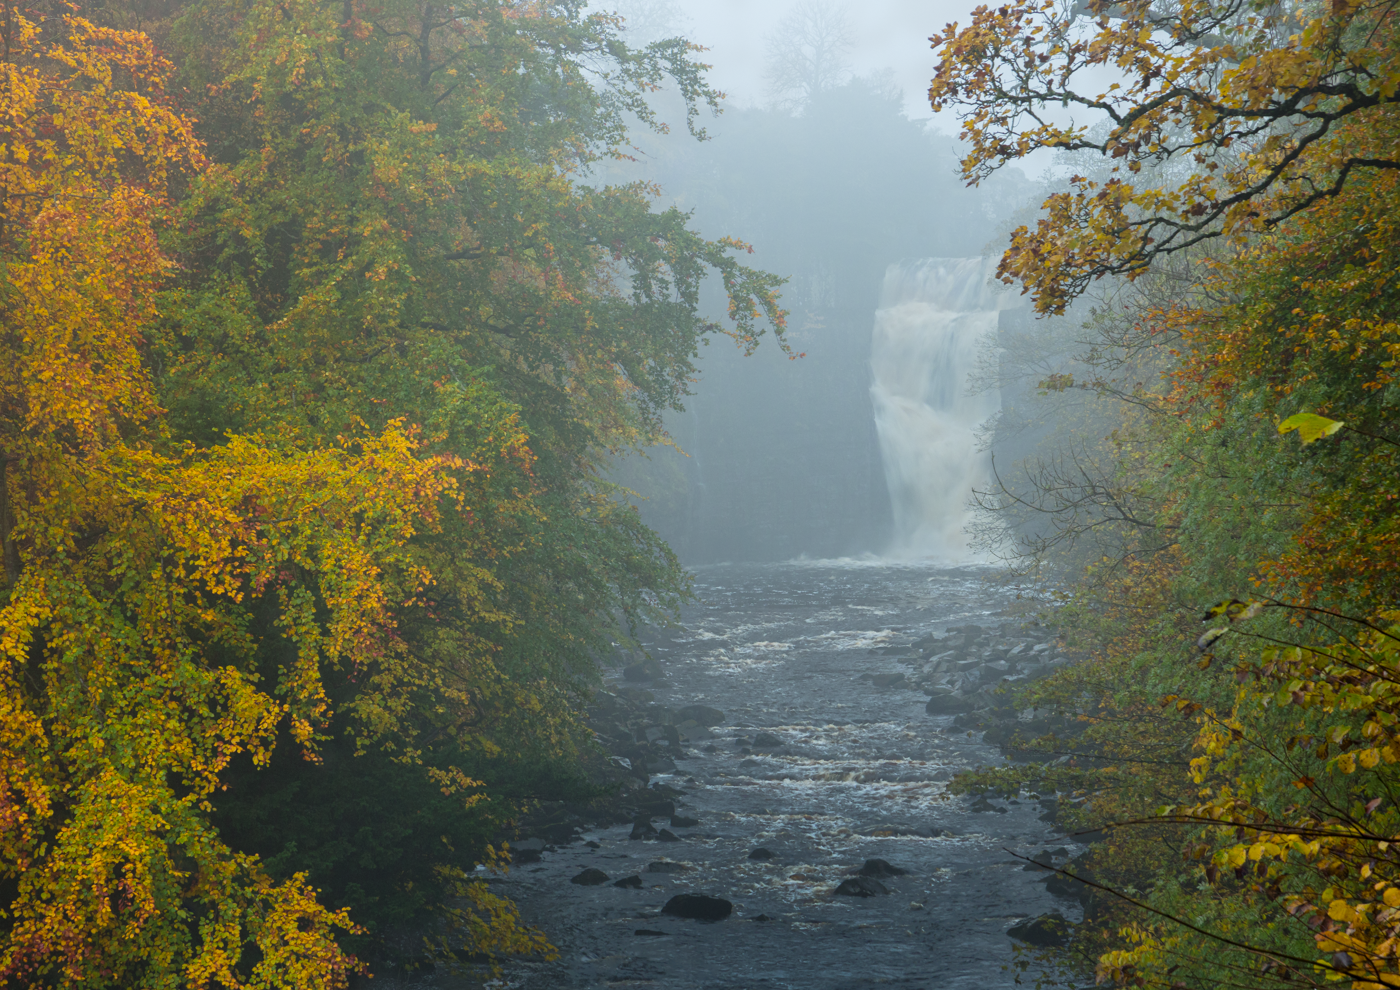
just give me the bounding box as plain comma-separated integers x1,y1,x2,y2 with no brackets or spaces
597,1,1038,563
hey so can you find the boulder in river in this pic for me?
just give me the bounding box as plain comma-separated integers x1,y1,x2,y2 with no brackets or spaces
857,858,908,877
657,828,682,842
1008,912,1071,947
629,816,658,840
747,847,775,861
751,732,784,748
661,894,733,921
613,875,644,888
570,868,610,886
670,814,701,828
833,876,888,897
677,704,726,726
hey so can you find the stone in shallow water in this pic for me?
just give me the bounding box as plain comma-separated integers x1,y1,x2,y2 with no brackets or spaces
570,868,610,886
670,814,700,828
833,876,888,897
629,816,658,840
657,828,681,842
613,875,644,889
647,860,692,873
857,858,908,878
751,731,784,748
748,847,775,861
661,893,733,921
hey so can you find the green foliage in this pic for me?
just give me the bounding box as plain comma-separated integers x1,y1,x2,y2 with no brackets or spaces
0,0,786,983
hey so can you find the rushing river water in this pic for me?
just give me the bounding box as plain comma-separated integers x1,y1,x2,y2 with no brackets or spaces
483,561,1078,990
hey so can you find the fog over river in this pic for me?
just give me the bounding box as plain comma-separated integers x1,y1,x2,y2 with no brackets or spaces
486,562,1080,990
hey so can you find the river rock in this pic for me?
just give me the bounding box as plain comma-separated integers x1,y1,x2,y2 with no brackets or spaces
748,847,775,861
751,731,784,748
657,828,681,842
613,875,643,888
676,719,713,742
677,704,726,726
661,894,733,921
570,868,610,886
629,816,658,840
857,858,908,877
868,672,906,687
670,814,700,828
648,860,693,873
833,876,888,897
1007,912,1071,947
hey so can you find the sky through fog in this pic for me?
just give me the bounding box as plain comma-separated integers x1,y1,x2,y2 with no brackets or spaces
622,0,978,124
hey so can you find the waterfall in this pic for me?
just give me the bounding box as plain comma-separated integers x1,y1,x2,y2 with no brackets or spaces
870,258,1012,561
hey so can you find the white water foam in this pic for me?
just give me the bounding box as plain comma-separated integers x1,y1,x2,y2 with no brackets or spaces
870,258,1017,561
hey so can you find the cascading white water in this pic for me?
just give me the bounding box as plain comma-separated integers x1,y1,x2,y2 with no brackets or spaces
870,257,1013,561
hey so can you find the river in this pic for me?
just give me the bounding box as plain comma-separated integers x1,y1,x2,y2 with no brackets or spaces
469,560,1080,990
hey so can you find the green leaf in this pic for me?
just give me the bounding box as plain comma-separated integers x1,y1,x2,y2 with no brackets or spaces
1198,627,1229,649
1278,413,1344,444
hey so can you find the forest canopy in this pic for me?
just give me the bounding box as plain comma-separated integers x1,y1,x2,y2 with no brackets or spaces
0,0,783,985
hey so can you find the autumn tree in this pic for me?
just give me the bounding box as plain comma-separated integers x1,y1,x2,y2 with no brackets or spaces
0,0,788,983
152,0,785,970
0,7,493,986
929,0,1400,313
933,0,1400,986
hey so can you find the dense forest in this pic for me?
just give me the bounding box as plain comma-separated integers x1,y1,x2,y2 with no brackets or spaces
931,0,1400,986
4,0,1399,984
0,0,785,985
